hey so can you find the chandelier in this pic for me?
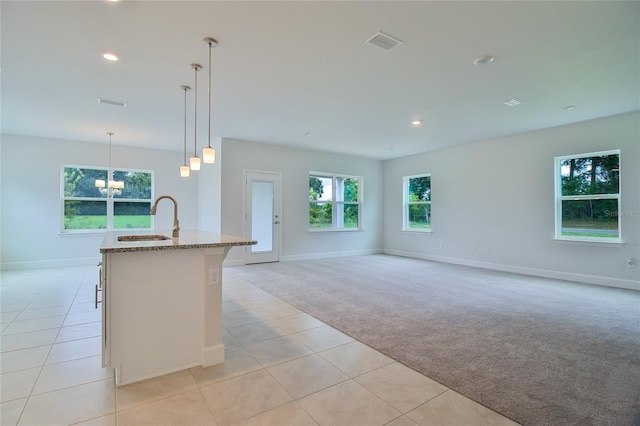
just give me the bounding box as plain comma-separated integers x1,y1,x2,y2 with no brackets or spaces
95,132,124,196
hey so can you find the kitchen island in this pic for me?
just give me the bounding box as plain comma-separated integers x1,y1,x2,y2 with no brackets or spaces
99,230,256,386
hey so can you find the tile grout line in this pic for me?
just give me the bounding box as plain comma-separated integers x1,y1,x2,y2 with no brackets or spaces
24,272,85,424
3,266,104,426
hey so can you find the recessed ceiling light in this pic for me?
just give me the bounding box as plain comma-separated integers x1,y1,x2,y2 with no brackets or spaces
101,50,119,61
563,105,577,111
411,119,422,126
503,98,524,107
473,55,495,66
304,132,312,136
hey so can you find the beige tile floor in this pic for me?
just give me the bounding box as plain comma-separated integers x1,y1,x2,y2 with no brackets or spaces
0,265,519,426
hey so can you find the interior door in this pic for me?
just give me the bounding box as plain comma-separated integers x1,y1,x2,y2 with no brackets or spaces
245,171,281,264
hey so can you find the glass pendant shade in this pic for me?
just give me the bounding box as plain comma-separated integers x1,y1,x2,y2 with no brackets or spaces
180,165,190,177
190,155,201,171
95,180,106,188
202,147,216,163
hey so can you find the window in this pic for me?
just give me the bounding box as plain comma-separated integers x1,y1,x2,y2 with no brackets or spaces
62,166,153,232
403,174,431,231
309,173,361,230
554,150,620,242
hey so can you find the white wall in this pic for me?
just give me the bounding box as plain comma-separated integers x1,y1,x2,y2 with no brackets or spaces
197,137,223,233
220,138,384,265
3,113,638,289
0,134,199,269
383,112,640,289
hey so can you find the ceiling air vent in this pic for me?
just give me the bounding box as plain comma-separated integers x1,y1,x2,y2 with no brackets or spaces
365,31,403,52
503,98,524,107
97,97,127,107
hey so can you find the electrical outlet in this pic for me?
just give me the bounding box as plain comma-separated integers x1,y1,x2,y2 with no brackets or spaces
208,268,220,285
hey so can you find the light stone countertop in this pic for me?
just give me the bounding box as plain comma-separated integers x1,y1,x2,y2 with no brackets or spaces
100,230,256,253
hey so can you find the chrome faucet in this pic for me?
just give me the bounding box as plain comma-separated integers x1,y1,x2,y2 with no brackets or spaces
150,195,180,238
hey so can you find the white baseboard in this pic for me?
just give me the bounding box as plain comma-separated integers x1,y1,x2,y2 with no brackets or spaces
1,257,100,271
8,251,636,291
223,258,247,267
202,344,225,367
282,248,382,263
383,249,640,291
115,362,201,387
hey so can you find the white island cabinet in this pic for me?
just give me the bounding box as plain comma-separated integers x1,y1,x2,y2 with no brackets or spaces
99,230,256,386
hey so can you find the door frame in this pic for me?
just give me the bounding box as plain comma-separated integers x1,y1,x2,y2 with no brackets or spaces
243,169,282,264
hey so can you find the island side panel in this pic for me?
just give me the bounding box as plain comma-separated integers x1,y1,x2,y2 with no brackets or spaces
106,248,204,386
201,246,230,366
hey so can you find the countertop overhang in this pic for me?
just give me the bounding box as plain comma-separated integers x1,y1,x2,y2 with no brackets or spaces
100,230,257,253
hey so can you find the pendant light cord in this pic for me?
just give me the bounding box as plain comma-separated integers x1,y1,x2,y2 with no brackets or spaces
107,132,114,197
108,131,113,183
193,65,198,157
108,133,112,174
183,86,188,165
207,40,212,148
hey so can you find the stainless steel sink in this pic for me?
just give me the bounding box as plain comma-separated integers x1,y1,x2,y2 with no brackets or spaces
117,234,171,242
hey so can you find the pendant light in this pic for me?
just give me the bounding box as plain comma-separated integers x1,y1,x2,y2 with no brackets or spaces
95,132,124,197
189,63,202,171
202,37,217,164
179,85,191,177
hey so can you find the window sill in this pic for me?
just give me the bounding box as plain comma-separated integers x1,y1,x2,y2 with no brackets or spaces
552,237,625,247
308,228,363,233
60,228,152,237
59,230,106,237
402,229,433,234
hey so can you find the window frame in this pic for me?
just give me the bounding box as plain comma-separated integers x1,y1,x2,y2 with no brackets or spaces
553,149,621,244
403,174,432,233
308,172,363,232
61,164,155,234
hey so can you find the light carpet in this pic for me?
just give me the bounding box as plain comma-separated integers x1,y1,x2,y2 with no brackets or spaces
233,254,640,426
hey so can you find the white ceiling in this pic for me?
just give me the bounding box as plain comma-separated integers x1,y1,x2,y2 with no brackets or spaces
2,1,638,160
